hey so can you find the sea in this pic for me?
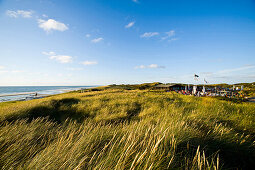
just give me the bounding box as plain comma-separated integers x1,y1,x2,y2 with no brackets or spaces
0,86,94,102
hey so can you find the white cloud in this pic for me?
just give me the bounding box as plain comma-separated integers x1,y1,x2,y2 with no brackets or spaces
42,14,48,18
6,10,33,18
91,37,103,43
38,19,68,32
42,51,56,56
140,32,159,38
86,34,91,38
162,30,175,40
148,64,165,68
50,55,72,63
81,61,98,65
6,10,17,18
132,0,139,3
18,10,33,18
43,51,72,63
135,64,165,69
147,64,157,68
125,21,135,28
140,30,177,41
166,30,175,37
0,66,5,69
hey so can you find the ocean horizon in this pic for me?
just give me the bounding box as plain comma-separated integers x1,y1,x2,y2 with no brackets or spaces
0,86,95,102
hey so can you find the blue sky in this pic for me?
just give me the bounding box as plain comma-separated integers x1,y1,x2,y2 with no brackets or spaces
0,0,255,86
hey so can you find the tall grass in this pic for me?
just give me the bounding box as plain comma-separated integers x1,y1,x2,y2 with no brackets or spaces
0,89,254,169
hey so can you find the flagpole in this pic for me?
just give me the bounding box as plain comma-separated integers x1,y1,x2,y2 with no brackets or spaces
193,74,199,95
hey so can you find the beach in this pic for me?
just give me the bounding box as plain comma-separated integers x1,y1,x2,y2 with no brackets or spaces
0,86,94,102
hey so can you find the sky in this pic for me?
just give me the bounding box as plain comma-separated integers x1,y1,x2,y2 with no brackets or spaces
0,0,255,86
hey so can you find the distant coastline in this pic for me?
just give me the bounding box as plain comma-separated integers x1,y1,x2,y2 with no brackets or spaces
0,86,96,103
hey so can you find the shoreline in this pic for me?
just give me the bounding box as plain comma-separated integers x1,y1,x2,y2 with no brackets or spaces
0,86,96,103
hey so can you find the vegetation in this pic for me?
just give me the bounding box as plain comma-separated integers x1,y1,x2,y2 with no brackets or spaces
0,88,254,169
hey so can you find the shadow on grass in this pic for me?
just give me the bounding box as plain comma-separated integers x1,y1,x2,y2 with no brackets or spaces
4,99,143,126
101,102,142,125
126,102,141,118
182,119,255,169
5,98,92,123
216,119,255,139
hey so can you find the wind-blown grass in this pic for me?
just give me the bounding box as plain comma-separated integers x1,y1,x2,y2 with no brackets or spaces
0,89,254,169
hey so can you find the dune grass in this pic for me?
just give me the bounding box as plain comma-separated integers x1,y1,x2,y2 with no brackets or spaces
0,89,254,169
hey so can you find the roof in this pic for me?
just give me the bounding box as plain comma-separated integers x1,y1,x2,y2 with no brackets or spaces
154,84,181,88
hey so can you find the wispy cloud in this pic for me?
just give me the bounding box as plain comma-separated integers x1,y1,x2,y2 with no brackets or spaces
218,65,255,74
140,30,178,42
6,10,33,18
132,0,139,3
38,19,68,32
161,30,175,40
49,55,72,63
166,30,175,36
135,64,165,69
148,64,165,68
85,34,91,38
43,51,72,63
197,65,255,82
81,61,98,65
168,38,178,42
42,51,56,56
135,65,146,69
0,66,5,69
91,37,103,43
140,32,159,38
125,21,135,28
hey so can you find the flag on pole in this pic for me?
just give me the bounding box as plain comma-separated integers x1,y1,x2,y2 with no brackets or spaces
194,74,199,81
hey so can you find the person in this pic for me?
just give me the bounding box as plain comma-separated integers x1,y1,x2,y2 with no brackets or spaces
197,91,200,97
35,92,38,96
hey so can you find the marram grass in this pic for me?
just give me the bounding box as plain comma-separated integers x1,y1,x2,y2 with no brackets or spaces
0,89,254,169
